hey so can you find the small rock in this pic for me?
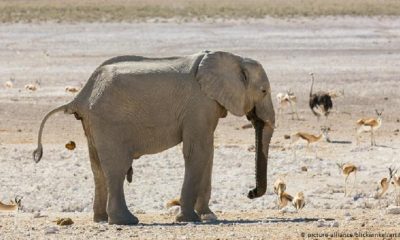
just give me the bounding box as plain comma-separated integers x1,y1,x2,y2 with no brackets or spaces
56,218,74,226
247,145,255,152
65,141,76,150
284,134,290,139
241,123,252,129
279,208,288,214
168,206,180,215
301,166,308,172
33,212,41,218
353,192,365,201
345,216,353,221
315,219,338,228
386,206,400,214
315,219,325,227
44,226,59,234
331,221,339,227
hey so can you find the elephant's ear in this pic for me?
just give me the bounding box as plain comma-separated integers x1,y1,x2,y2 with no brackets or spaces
196,51,251,116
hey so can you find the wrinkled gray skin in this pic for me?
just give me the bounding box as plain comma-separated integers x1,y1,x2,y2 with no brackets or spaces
33,51,275,225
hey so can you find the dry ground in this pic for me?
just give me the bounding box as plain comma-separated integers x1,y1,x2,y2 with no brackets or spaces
2,210,400,239
1,17,400,239
1,0,400,23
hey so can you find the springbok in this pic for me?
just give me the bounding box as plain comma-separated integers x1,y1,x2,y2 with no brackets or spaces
356,109,383,146
337,163,357,196
378,167,398,198
392,174,400,188
290,127,330,159
276,90,300,125
0,197,22,212
292,192,305,210
273,178,286,196
278,192,293,209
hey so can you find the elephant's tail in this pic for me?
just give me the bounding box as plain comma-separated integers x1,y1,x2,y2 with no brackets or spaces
33,103,75,163
166,198,180,209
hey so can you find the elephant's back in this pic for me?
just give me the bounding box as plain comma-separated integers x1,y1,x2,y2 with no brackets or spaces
79,64,197,127
98,53,204,75
71,52,206,122
99,55,181,67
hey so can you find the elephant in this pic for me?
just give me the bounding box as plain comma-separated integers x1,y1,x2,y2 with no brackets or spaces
33,50,275,225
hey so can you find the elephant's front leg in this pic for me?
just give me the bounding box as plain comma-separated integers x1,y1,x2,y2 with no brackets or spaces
177,134,214,222
194,157,217,221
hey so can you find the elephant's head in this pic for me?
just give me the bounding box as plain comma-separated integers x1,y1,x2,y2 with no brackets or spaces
196,51,275,199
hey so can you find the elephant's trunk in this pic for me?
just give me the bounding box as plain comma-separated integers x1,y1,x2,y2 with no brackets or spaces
246,108,273,199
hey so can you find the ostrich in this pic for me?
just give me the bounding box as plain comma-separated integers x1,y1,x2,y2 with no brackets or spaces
309,73,333,121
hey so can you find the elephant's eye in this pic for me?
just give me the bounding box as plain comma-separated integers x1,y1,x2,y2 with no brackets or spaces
260,87,268,94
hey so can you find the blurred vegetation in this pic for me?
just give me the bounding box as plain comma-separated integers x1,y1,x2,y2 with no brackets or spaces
0,0,400,23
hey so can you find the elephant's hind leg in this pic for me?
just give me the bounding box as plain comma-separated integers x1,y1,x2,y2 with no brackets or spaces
96,141,138,225
88,143,108,222
82,120,108,222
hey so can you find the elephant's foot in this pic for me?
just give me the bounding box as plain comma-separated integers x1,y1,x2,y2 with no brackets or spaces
108,211,139,225
200,212,218,222
175,211,201,222
93,212,108,223
196,207,218,222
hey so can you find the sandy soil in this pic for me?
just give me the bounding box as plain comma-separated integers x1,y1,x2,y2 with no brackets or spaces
1,17,400,239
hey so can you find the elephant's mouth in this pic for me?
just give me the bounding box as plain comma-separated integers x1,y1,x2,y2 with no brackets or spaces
245,108,262,127
246,108,269,199
246,108,274,130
